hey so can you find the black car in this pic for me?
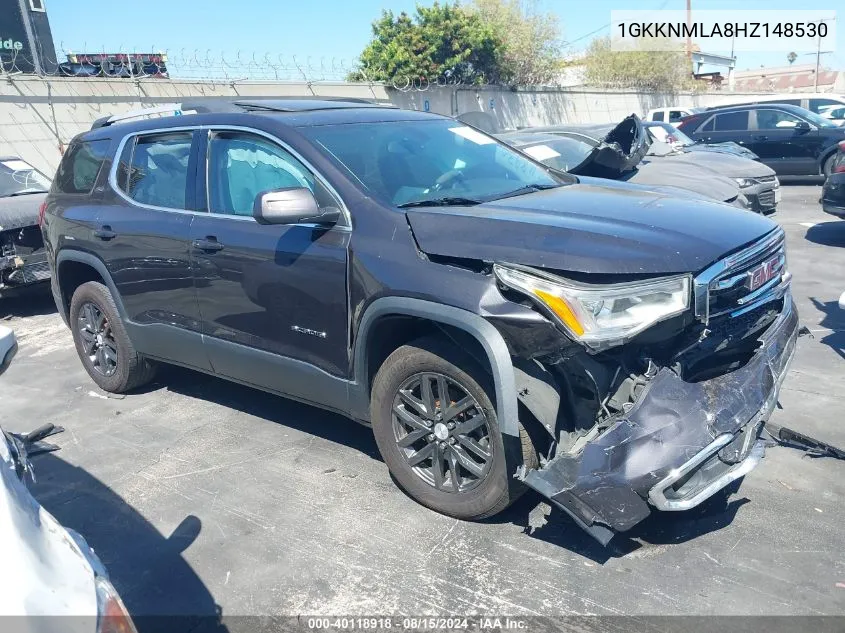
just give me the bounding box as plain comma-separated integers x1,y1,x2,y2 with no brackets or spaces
42,99,798,545
677,103,845,177
0,157,52,295
821,141,845,218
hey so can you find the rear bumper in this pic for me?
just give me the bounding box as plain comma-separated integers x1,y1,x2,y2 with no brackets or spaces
520,295,799,545
822,173,845,217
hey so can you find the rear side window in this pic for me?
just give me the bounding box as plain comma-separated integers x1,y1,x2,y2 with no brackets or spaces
117,132,193,209
668,110,684,121
53,139,110,194
652,111,664,122
713,111,749,131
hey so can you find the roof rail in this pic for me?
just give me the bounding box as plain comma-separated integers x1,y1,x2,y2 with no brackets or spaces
90,103,196,129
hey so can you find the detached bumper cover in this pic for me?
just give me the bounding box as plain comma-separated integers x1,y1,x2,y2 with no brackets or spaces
520,297,799,545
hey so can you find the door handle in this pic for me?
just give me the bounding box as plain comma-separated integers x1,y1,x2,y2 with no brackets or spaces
192,236,225,252
755,135,769,141
93,225,116,240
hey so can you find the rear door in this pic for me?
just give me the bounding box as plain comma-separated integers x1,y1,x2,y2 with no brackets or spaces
96,129,210,370
750,108,821,175
190,129,350,391
694,110,751,148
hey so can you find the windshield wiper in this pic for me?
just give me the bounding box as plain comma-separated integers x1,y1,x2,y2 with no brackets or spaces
488,183,560,201
397,196,483,209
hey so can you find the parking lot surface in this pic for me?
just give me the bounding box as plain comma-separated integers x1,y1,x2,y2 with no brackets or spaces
3,184,845,621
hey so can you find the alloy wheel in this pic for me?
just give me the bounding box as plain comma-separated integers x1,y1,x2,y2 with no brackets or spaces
391,372,493,493
77,301,118,377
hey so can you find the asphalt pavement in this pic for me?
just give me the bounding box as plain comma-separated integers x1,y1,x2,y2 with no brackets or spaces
1,183,844,625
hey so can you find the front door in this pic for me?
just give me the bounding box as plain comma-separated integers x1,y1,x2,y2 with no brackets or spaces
190,130,350,391
749,108,821,175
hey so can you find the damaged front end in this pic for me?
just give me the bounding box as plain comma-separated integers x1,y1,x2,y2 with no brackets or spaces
496,230,799,545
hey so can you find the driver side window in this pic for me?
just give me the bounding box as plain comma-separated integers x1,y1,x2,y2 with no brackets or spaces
207,132,336,216
756,109,802,130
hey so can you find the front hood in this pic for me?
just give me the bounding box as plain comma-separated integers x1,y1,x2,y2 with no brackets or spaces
0,192,46,231
647,150,774,178
627,161,741,202
406,183,777,275
569,115,650,178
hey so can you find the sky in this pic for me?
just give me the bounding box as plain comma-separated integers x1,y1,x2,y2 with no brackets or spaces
44,0,844,77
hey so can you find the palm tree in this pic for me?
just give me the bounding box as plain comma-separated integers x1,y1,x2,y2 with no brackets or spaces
787,51,797,65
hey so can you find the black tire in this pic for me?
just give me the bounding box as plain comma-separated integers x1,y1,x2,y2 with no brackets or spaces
823,154,836,178
370,336,537,520
69,281,156,393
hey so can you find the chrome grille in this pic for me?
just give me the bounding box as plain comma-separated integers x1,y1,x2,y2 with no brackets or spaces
694,229,790,323
757,189,776,208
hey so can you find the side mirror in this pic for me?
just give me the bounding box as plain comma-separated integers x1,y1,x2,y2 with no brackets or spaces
0,326,17,377
793,120,812,132
253,187,340,226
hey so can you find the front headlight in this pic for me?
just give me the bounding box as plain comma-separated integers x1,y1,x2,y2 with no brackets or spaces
95,576,137,633
734,177,756,188
494,264,691,350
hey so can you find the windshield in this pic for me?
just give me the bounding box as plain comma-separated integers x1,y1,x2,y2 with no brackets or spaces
0,159,51,197
518,137,595,171
646,123,696,147
301,119,562,206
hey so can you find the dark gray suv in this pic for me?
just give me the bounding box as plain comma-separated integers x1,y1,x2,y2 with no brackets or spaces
41,99,799,545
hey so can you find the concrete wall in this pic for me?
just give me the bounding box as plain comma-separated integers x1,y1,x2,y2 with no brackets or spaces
0,74,776,175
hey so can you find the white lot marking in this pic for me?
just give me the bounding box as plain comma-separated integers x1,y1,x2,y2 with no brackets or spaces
799,222,817,228
87,390,108,400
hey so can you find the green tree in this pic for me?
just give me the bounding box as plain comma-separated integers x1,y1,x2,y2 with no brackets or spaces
583,36,698,92
349,3,506,85
787,51,797,65
469,0,561,85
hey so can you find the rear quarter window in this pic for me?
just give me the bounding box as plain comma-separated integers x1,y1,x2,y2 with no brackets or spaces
53,139,111,194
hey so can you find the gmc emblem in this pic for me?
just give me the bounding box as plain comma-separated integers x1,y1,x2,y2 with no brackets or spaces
745,256,780,292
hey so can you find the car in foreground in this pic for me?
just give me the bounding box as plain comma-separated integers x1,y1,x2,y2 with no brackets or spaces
677,103,845,177
0,157,52,295
501,118,751,209
43,99,798,545
821,141,845,218
643,120,758,159
0,326,136,632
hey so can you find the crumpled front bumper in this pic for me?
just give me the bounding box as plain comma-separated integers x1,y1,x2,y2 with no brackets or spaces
520,296,799,545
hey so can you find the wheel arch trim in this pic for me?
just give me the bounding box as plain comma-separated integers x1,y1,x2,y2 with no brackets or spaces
55,250,128,321
353,297,519,437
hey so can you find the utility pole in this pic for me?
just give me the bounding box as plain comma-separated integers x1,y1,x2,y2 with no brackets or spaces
686,0,692,64
806,16,834,91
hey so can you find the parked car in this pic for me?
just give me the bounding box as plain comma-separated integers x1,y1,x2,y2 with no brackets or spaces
643,121,759,160
705,92,845,117
646,106,707,126
502,117,751,210
645,138,780,215
0,326,137,632
819,104,845,126
677,103,845,176
43,100,798,546
821,141,845,218
0,157,52,295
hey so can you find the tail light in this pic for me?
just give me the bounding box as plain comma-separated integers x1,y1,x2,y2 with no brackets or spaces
838,140,845,151
37,201,47,227
835,164,845,174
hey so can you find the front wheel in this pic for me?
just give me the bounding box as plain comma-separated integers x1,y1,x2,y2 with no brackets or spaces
823,154,836,178
370,337,537,520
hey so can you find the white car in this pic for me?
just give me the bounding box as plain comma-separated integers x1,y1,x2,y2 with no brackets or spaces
819,104,845,126
645,106,708,127
0,326,137,633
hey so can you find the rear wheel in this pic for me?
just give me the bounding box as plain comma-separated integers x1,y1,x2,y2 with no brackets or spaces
69,281,156,393
370,337,537,520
